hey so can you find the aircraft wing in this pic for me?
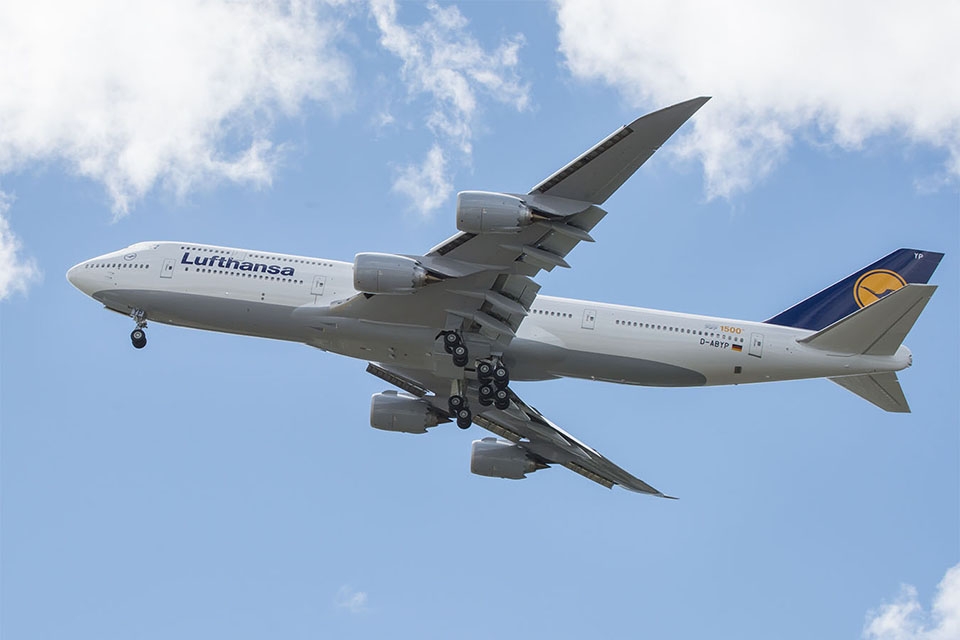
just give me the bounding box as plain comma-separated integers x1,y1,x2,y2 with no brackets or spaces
368,363,673,496
323,98,709,349
528,96,710,204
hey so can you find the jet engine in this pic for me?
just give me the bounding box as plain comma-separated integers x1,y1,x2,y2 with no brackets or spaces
456,191,536,233
353,253,436,294
469,438,543,479
370,391,442,434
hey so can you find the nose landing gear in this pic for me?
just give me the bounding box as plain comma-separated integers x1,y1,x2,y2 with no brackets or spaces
131,328,147,349
130,309,147,349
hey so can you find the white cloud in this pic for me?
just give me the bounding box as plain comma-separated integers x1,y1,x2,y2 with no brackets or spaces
0,191,41,299
555,0,960,199
369,0,529,215
335,585,369,614
863,563,960,640
0,0,351,215
391,144,451,214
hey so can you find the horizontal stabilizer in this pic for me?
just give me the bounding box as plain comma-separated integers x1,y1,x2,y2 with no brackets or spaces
799,284,937,355
830,372,910,413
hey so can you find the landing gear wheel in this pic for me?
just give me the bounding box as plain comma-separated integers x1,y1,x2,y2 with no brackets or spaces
476,361,494,382
478,383,495,406
452,344,469,367
443,331,461,354
448,394,466,413
456,407,472,429
493,364,509,388
130,329,147,349
494,388,510,410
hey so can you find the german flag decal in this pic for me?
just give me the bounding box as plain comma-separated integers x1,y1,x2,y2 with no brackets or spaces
731,344,743,352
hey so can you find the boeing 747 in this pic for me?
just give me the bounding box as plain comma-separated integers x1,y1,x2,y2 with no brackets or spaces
67,98,943,496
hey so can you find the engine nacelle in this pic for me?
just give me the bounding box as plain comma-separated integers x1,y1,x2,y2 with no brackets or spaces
370,391,441,434
354,253,432,294
470,438,541,480
456,191,534,233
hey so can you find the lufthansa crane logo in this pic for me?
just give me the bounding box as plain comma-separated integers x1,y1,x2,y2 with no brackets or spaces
854,269,906,308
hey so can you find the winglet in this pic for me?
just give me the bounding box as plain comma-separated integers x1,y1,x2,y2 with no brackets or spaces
529,97,710,205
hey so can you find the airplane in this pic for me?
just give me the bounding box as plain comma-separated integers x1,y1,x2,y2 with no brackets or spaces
66,97,944,497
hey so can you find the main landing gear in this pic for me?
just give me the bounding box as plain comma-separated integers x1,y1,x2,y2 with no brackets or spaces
130,309,147,349
439,330,469,367
449,394,472,429
439,331,512,428
477,358,510,410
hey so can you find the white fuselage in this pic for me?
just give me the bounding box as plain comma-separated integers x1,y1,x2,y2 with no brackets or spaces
67,241,912,387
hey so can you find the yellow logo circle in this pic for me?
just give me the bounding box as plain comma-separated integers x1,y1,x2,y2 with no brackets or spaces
854,269,906,308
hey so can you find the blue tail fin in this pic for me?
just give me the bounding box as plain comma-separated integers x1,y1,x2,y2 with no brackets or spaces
764,248,944,330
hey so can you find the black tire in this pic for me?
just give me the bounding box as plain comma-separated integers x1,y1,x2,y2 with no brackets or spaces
456,408,472,429
448,394,465,412
457,417,472,429
476,361,493,381
444,332,461,349
494,388,509,402
493,365,509,387
132,337,147,349
131,329,146,349
479,383,494,399
494,398,510,410
478,395,493,407
452,352,468,367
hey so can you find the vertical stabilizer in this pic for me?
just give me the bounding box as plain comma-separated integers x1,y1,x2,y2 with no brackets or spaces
765,249,942,330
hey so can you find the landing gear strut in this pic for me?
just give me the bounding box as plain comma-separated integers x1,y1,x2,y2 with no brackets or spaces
130,309,147,349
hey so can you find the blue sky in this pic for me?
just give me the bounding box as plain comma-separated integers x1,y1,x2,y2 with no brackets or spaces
2,2,958,639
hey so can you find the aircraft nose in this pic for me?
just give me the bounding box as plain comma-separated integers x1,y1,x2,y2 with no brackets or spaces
66,263,81,287
66,261,95,295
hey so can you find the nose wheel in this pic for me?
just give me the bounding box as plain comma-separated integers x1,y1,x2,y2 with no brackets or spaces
130,308,148,349
130,328,147,349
